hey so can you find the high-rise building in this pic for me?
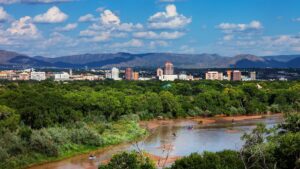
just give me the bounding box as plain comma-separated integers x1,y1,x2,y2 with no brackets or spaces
125,68,133,80
164,62,174,75
250,71,256,81
133,72,139,80
156,68,163,77
30,72,46,81
205,71,223,80
111,67,120,80
232,70,242,81
227,70,232,81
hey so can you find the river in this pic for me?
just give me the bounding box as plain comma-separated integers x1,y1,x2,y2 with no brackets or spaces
27,114,283,169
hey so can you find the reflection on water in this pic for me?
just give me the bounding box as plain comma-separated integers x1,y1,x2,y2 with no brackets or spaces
28,115,282,169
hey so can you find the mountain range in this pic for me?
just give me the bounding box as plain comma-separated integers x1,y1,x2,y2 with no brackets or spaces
0,50,299,69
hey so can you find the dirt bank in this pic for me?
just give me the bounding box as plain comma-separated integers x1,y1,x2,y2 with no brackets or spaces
140,114,282,131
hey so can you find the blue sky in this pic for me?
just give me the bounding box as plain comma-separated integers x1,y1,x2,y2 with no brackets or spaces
0,0,300,57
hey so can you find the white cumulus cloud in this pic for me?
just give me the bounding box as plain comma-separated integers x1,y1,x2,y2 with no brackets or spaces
100,10,120,25
34,6,68,23
0,6,10,22
148,4,191,29
217,20,263,33
7,16,38,36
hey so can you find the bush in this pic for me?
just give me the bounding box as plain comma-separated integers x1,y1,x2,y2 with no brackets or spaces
168,150,243,169
98,152,155,169
70,125,103,146
47,127,71,145
0,147,8,162
30,129,59,157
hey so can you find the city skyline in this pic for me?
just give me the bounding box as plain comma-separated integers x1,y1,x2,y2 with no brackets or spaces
0,0,300,57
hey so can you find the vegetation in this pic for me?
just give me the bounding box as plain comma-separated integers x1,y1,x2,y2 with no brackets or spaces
0,80,299,169
98,152,155,169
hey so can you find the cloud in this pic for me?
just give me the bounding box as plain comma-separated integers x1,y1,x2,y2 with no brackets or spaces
148,4,191,29
55,23,77,31
34,6,68,23
78,14,97,22
79,8,143,43
133,31,184,39
100,9,120,25
111,39,144,48
0,0,73,4
149,40,168,48
217,20,263,33
0,6,10,22
292,17,300,22
7,16,39,36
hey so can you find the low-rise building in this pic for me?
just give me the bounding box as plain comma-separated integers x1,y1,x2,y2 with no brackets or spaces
54,72,70,81
161,74,178,81
18,72,30,81
205,71,223,80
30,72,46,81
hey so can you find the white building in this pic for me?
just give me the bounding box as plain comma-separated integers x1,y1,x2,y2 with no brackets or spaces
54,72,70,81
111,67,121,80
30,72,46,81
178,73,187,80
205,71,223,80
160,75,178,81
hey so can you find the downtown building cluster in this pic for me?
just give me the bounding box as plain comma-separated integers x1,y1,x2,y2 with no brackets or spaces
205,70,256,81
0,61,275,82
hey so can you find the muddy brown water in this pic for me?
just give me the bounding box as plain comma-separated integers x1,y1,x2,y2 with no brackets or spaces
27,114,283,169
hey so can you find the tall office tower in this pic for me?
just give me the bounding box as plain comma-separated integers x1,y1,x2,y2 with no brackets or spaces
125,68,133,80
111,67,120,80
227,70,232,81
156,68,163,77
164,61,174,75
250,71,256,81
232,70,242,81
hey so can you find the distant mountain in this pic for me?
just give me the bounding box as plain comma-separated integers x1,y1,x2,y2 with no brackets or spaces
263,55,300,62
0,50,299,69
287,57,300,68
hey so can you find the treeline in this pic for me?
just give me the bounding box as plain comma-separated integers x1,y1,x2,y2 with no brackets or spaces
99,113,300,169
1,80,300,129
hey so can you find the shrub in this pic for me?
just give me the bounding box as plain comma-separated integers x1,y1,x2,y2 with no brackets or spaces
168,150,243,169
70,125,103,146
98,152,155,169
30,129,59,157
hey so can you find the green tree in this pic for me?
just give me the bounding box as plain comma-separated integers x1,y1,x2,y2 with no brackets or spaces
98,152,155,169
0,105,19,132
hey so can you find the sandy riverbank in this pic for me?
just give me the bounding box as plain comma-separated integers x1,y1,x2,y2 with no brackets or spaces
139,114,281,131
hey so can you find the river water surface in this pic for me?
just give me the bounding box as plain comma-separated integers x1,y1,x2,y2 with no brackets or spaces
28,114,282,169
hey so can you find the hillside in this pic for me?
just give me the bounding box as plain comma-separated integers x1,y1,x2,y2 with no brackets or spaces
0,50,299,68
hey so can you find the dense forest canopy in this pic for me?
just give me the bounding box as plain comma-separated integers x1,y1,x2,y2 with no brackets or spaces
0,80,300,128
